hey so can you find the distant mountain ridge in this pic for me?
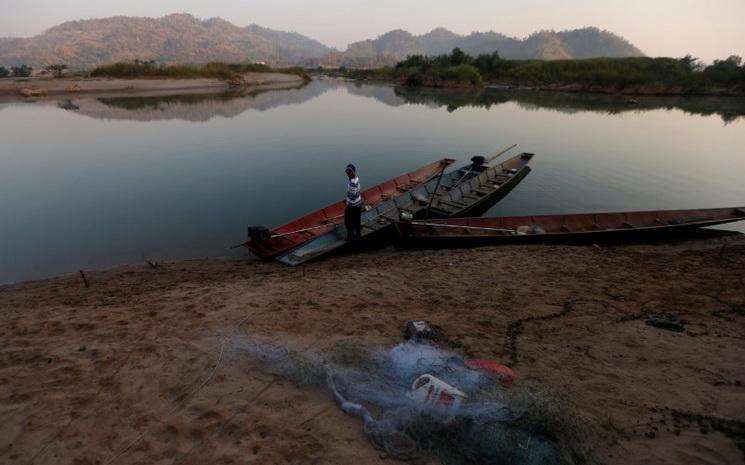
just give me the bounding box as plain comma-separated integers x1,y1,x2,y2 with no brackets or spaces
323,27,645,67
0,14,333,69
0,15,645,70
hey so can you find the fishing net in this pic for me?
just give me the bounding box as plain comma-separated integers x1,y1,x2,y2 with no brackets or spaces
233,335,587,465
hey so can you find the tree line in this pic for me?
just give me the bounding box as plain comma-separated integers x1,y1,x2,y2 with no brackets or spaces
348,49,745,92
88,61,311,82
0,64,68,78
90,61,270,79
1,60,307,81
0,65,33,77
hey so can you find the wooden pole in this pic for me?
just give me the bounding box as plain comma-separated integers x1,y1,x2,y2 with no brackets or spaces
237,214,347,249
410,221,517,235
270,222,341,239
79,270,89,288
424,163,448,219
485,143,518,164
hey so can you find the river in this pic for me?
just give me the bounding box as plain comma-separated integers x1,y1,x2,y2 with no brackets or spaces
1,78,744,283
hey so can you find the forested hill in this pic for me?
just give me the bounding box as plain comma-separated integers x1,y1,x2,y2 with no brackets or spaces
0,14,333,69
0,16,645,70
320,27,644,67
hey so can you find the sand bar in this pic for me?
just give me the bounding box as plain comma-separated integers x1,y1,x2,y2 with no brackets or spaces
0,72,306,101
1,235,744,464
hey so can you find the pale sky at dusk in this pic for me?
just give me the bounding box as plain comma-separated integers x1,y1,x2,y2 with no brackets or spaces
2,0,743,62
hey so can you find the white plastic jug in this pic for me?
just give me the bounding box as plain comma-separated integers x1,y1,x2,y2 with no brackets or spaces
407,374,467,413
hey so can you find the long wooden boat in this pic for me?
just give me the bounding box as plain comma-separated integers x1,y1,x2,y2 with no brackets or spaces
394,207,745,247
421,152,534,218
276,152,534,266
243,158,455,259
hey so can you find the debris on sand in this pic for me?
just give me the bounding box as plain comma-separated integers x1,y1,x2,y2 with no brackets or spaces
19,87,48,97
645,312,686,332
404,319,438,341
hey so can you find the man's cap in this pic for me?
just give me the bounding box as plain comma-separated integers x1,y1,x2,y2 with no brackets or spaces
346,164,356,172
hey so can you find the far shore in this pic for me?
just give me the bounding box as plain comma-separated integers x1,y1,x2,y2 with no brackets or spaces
330,72,745,96
0,72,306,101
486,80,745,96
344,76,745,96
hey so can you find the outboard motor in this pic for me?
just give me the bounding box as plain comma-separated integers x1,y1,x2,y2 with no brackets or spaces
247,225,271,243
470,155,487,169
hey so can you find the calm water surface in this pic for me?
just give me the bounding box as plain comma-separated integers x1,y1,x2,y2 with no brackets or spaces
1,78,744,283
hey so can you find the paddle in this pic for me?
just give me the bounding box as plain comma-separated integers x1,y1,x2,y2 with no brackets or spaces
485,143,518,164
410,221,518,235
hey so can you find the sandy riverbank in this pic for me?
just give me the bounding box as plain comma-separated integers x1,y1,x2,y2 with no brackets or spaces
1,236,744,465
0,72,306,101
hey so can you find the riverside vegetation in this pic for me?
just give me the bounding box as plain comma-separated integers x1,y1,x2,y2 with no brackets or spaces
0,61,310,82
346,49,745,95
90,61,310,81
0,65,33,77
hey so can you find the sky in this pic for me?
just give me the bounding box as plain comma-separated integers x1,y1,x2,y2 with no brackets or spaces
2,0,744,62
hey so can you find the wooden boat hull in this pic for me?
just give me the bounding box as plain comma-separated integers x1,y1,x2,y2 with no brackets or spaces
244,158,455,259
394,207,745,248
431,164,531,218
277,152,534,266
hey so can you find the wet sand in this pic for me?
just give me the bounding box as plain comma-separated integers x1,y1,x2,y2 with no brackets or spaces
1,235,744,465
0,72,306,102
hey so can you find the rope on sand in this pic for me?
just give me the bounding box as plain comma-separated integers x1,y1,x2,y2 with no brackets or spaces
168,321,323,464
103,337,227,465
170,378,277,465
104,310,262,465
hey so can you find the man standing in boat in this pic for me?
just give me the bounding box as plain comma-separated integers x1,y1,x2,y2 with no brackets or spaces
345,164,362,241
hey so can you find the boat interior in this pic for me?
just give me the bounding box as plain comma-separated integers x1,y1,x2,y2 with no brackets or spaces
411,207,745,237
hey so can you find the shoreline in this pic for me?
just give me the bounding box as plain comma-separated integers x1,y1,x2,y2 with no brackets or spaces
340,75,745,97
0,72,306,102
490,81,745,97
1,236,744,464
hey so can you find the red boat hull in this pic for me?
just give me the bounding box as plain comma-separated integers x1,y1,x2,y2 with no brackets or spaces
246,158,455,259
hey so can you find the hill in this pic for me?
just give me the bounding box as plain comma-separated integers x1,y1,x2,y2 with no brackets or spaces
320,27,644,67
0,14,333,69
0,17,645,70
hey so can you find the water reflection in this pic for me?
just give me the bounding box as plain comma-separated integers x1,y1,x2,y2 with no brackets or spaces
392,86,745,124
27,78,745,124
84,82,327,122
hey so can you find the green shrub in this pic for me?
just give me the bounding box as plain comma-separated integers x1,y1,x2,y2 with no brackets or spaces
441,64,483,86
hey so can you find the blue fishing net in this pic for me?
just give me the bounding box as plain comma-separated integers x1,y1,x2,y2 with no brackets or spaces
233,334,585,465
